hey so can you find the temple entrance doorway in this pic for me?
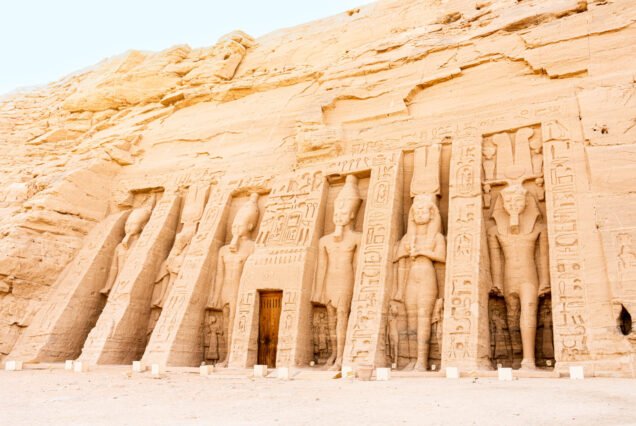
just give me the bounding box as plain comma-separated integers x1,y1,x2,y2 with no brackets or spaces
257,291,282,367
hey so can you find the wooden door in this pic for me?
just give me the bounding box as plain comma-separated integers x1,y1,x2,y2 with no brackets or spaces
257,291,282,368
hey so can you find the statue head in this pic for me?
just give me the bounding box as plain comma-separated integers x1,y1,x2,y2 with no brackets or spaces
229,193,260,252
492,183,541,235
123,201,153,247
406,194,442,241
333,175,363,240
501,184,527,234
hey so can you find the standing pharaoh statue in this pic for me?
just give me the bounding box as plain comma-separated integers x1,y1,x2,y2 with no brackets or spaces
393,194,446,371
100,199,154,295
207,193,260,367
147,224,196,338
487,184,550,369
311,175,363,371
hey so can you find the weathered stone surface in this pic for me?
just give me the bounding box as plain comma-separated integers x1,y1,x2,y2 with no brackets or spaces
1,0,636,377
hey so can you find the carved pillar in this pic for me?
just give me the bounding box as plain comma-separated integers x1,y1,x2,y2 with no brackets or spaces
441,136,491,370
8,211,130,362
228,170,325,368
344,151,403,367
79,192,181,365
542,118,632,374
142,189,231,366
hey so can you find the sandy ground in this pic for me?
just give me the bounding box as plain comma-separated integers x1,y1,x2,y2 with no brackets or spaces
1,367,635,426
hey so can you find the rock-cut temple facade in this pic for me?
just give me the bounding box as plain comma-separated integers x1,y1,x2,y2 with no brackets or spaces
1,0,636,377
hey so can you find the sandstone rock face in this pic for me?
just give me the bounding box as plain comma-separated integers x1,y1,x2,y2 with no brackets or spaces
1,0,635,377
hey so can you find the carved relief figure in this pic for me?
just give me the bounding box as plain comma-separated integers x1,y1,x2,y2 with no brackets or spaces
203,313,222,364
393,194,446,371
487,184,550,369
206,193,260,367
311,175,363,371
386,300,400,368
100,200,154,295
482,141,496,181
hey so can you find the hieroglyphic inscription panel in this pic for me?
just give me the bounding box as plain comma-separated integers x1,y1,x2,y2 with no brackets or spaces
543,136,592,362
343,151,403,366
441,135,491,370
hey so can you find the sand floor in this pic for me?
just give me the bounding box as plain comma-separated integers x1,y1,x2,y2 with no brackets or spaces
1,367,635,425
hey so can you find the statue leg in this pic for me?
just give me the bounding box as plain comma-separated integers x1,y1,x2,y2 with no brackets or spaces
146,307,160,344
330,307,349,371
405,302,417,370
414,289,437,371
519,285,539,370
504,294,522,368
218,305,231,367
325,304,337,367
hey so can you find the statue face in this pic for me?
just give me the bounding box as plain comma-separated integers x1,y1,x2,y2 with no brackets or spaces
333,199,356,227
412,199,432,225
231,220,253,240
501,189,527,217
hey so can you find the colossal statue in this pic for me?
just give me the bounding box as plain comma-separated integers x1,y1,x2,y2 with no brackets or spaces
206,193,260,367
487,184,550,370
311,175,363,371
393,194,446,371
147,224,196,338
99,200,154,295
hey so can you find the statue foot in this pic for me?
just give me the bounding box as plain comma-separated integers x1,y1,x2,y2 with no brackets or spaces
403,360,416,371
519,359,536,370
414,360,428,372
216,360,228,368
329,361,342,372
99,287,110,295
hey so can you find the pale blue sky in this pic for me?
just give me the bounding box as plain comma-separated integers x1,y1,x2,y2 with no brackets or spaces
1,0,366,95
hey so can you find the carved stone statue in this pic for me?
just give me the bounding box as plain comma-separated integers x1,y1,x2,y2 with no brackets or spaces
393,194,446,371
203,313,222,364
311,175,363,371
387,300,400,368
207,193,260,367
100,201,153,295
487,184,550,370
147,224,196,338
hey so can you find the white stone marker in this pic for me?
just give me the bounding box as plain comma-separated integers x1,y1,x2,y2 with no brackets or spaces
200,365,212,376
341,366,354,379
64,360,74,371
5,360,23,371
569,366,584,380
445,367,459,379
277,367,290,380
132,361,146,372
253,364,268,378
498,367,513,381
151,363,162,377
73,361,89,373
376,368,391,381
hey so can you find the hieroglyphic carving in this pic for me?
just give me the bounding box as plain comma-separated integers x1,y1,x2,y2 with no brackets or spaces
8,211,130,362
142,187,231,367
79,192,181,365
442,135,491,370
543,139,591,361
344,151,403,367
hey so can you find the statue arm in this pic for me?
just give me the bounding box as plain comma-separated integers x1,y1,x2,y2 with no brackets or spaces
311,239,328,304
430,233,447,263
101,250,120,294
487,227,504,296
538,227,551,296
394,257,408,302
